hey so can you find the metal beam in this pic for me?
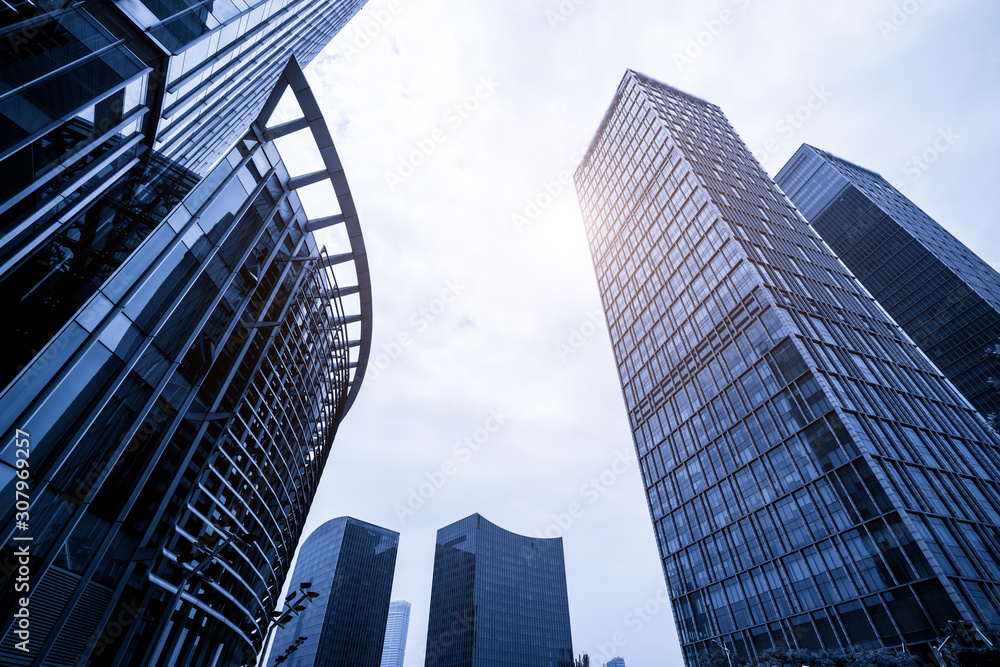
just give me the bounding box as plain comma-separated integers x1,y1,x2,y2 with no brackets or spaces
263,117,309,141
288,170,328,190
305,214,345,232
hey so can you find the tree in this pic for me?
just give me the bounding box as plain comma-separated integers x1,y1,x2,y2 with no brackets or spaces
701,646,749,667
751,646,920,667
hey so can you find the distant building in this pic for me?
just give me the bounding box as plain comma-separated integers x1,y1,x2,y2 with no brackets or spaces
424,513,574,666
606,658,625,667
776,144,1000,424
381,600,412,667
576,654,591,667
268,517,399,667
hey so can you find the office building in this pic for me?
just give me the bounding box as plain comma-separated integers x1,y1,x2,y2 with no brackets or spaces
575,70,1000,666
424,513,574,667
267,517,399,667
605,658,625,667
381,600,412,667
775,144,1000,426
0,7,372,661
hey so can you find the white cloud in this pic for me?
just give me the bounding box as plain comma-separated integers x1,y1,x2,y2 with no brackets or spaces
274,1,1000,665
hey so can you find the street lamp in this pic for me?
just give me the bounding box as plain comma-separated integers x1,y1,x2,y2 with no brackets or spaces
932,634,952,667
253,582,320,667
712,638,733,667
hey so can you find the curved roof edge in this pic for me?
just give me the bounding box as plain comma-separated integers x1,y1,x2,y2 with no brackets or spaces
254,55,372,417
442,512,566,546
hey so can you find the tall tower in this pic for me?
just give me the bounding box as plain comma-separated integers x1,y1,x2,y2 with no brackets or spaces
776,144,1000,425
0,47,373,667
575,70,1000,666
424,514,574,667
267,517,399,667
381,600,412,667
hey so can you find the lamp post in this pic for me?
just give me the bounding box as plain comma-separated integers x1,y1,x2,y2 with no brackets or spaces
253,582,320,667
712,638,733,667
933,635,952,666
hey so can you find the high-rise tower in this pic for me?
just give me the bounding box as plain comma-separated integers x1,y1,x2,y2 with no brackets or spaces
424,514,574,667
775,144,1000,426
381,600,412,667
266,517,399,667
575,70,1000,666
0,36,372,667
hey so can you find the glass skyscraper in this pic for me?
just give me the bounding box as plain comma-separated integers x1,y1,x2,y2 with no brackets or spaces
0,1,371,663
424,513,574,667
266,517,399,667
574,70,1000,666
775,144,1000,426
381,600,412,667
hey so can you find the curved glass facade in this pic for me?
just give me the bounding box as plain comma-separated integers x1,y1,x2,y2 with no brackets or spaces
424,514,574,667
575,71,1000,666
266,517,399,667
1,0,367,414
0,52,371,667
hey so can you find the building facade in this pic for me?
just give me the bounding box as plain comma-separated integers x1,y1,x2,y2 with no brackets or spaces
381,600,412,667
266,517,399,667
775,144,1000,425
1,0,366,389
574,71,1000,666
0,44,372,667
424,514,574,667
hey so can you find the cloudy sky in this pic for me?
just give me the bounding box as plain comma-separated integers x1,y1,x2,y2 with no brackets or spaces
269,1,1000,665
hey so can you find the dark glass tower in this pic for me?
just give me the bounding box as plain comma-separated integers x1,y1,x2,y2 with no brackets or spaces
0,49,372,667
424,513,574,667
574,70,1000,666
2,0,367,389
266,517,399,667
775,144,1000,426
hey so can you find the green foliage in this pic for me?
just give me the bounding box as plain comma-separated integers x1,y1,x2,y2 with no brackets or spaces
948,646,1000,667
751,646,920,667
701,647,750,667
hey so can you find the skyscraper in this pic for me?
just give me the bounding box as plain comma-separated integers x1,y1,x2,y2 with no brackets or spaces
575,70,1000,666
424,513,574,667
775,144,1000,425
266,517,399,667
605,657,626,667
381,600,412,667
0,2,372,660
